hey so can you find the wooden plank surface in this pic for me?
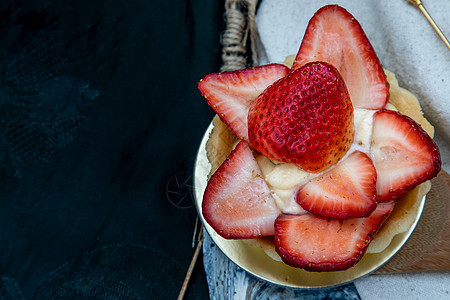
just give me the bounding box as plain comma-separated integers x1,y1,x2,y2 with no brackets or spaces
375,171,450,273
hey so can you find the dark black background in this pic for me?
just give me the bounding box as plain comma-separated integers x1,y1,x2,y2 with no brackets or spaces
0,0,223,298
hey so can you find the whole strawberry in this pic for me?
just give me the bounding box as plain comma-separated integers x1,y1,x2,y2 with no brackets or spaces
248,61,354,173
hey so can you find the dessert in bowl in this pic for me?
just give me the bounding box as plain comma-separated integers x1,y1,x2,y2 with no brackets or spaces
195,5,441,286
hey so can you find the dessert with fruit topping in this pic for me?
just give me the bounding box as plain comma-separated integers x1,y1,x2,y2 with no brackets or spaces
198,5,441,272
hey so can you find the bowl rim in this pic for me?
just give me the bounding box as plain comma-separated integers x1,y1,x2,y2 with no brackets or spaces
193,121,425,289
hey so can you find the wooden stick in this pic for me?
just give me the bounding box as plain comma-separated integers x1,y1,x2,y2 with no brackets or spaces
177,226,204,300
407,0,450,49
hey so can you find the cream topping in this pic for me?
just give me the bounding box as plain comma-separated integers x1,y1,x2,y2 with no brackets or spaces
256,108,378,214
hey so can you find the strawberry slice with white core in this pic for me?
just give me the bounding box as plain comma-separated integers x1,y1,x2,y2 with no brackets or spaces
292,5,389,110
202,140,281,239
198,64,289,140
274,201,395,272
371,109,441,201
296,151,377,219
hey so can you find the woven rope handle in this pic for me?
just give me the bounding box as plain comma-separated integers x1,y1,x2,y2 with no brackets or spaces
221,0,258,71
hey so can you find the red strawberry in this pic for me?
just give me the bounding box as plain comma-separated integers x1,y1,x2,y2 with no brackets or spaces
296,151,377,219
292,5,389,110
202,140,281,239
198,64,289,140
248,61,354,173
371,109,441,200
274,201,395,272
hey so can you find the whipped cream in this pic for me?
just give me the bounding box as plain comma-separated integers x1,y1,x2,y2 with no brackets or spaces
257,108,377,214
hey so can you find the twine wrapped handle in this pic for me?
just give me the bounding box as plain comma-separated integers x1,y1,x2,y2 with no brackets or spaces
221,0,259,71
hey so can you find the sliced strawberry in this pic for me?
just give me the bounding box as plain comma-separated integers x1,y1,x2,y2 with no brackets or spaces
274,201,395,272
292,5,389,110
202,140,281,239
198,64,289,140
248,61,354,173
371,109,441,201
296,151,377,219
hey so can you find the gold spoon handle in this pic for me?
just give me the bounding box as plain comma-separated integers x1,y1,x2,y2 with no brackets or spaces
407,0,450,49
